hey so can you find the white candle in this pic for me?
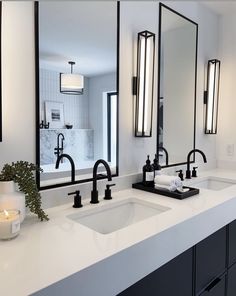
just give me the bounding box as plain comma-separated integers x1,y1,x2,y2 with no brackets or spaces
0,210,20,240
0,181,26,222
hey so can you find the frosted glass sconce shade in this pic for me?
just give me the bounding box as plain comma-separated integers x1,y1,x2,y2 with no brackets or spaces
134,30,155,137
204,59,220,134
60,61,84,95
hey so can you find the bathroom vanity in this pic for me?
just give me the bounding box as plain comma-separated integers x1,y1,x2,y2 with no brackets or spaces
1,169,236,296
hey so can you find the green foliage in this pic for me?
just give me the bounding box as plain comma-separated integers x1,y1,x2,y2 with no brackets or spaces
0,161,49,221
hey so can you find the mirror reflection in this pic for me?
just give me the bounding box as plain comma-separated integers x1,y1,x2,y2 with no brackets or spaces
157,4,198,167
37,2,119,188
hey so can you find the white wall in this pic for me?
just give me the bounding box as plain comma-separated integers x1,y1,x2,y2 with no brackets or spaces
194,2,219,169
0,1,220,180
119,2,158,175
216,13,236,169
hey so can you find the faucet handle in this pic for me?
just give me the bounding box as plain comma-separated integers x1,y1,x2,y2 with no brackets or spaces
68,190,83,208
104,184,116,200
192,167,198,178
106,183,116,189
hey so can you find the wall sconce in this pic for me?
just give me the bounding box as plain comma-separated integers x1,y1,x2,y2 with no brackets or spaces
133,30,155,137
204,59,221,134
60,61,84,95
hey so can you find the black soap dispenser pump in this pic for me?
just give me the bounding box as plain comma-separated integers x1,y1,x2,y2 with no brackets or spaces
153,154,161,177
143,155,154,186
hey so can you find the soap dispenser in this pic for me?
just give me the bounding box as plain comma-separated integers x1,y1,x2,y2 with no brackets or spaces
153,154,161,177
192,167,198,177
176,169,184,181
143,155,154,186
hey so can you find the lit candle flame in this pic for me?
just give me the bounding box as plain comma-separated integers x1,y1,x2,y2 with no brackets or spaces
4,210,9,219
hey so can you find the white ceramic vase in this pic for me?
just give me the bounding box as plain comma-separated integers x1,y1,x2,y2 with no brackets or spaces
0,181,26,222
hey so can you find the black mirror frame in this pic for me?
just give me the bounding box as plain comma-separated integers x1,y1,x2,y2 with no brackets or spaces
157,2,198,168
34,1,120,190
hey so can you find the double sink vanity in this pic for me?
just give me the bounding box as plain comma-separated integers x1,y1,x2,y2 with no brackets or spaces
1,169,236,295
0,1,233,296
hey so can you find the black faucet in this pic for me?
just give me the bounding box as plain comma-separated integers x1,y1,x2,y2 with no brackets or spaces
186,149,207,179
91,159,112,204
54,133,65,160
158,146,169,166
55,153,75,183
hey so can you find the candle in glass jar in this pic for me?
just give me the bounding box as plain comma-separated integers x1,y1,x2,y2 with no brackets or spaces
0,210,20,240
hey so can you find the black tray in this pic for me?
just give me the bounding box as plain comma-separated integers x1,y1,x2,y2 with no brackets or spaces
132,182,199,200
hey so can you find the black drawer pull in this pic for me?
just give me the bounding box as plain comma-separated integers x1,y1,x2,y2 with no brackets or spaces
205,277,221,292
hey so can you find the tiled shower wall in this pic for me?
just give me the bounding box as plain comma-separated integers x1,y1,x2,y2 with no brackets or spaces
39,68,116,165
40,129,94,165
39,68,90,129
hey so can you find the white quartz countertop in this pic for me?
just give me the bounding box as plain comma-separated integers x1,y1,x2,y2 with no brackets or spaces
2,169,236,296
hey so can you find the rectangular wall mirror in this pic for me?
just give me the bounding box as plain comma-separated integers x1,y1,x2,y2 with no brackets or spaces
35,1,119,189
157,3,198,167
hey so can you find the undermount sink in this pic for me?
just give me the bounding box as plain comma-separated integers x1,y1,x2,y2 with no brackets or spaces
67,198,170,234
191,177,236,191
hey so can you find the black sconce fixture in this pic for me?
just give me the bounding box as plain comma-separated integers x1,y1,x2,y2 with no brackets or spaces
60,61,84,95
133,30,155,137
204,59,221,134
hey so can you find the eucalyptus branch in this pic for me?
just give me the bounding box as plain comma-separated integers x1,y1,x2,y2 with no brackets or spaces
0,161,49,221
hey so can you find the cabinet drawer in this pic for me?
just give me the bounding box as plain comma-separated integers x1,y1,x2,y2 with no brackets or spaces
227,263,236,296
119,248,193,296
200,275,225,296
195,227,226,293
228,220,236,266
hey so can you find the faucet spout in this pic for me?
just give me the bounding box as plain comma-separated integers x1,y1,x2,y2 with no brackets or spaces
57,133,65,150
186,149,207,179
158,146,169,166
55,153,75,183
54,133,65,159
91,159,112,204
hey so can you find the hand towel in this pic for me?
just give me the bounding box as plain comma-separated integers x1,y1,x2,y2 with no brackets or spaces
154,175,182,188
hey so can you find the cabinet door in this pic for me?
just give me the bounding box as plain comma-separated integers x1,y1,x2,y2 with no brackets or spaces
228,220,236,267
227,263,236,296
119,248,193,296
200,275,226,296
195,227,226,294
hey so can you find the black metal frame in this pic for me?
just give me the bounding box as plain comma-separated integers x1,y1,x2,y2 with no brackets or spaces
0,2,2,142
204,59,221,135
134,30,155,137
157,3,198,168
35,1,120,190
59,61,84,95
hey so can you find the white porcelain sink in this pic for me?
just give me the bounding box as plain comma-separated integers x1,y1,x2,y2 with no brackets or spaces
67,198,170,234
191,177,236,191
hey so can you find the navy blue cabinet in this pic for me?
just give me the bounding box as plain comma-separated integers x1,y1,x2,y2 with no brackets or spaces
195,227,227,294
227,263,236,296
228,220,236,267
118,248,193,296
200,274,226,296
227,219,236,296
119,223,236,296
